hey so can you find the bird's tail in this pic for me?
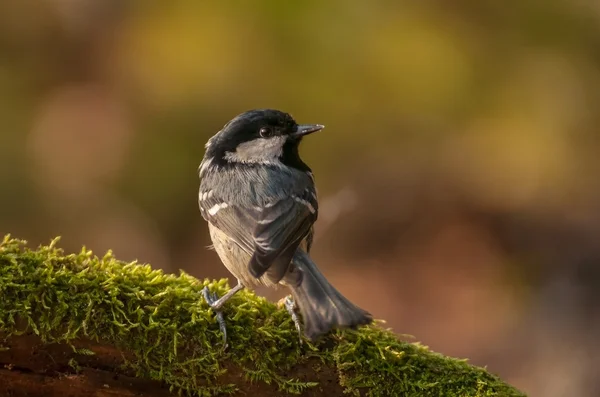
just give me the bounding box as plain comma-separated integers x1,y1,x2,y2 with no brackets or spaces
289,252,373,341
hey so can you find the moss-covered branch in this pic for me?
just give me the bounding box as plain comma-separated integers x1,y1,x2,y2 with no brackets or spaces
0,236,525,396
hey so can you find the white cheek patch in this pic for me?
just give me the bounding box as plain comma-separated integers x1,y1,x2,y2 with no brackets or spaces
225,136,286,164
208,202,229,215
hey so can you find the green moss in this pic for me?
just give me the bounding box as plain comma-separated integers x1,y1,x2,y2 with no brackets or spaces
0,236,525,396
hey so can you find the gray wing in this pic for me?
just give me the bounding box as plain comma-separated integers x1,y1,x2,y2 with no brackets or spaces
249,190,317,282
199,187,318,283
199,192,257,255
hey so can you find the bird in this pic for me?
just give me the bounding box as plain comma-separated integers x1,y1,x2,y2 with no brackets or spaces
197,109,372,345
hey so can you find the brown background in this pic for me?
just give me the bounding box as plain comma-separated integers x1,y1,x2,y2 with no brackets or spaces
2,2,600,396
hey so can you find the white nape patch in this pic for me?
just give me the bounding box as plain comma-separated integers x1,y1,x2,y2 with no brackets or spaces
208,202,229,216
293,196,316,214
199,157,213,176
205,134,219,149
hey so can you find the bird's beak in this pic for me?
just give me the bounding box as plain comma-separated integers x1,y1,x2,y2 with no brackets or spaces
293,124,325,138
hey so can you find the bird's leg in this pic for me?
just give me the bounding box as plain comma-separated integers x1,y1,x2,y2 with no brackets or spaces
201,280,245,347
284,296,303,345
202,288,228,344
207,281,245,310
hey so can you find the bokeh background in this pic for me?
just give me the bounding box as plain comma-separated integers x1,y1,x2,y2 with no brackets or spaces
2,1,600,396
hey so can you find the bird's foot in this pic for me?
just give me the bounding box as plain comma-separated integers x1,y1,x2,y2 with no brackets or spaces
201,286,228,348
201,282,245,349
284,296,303,345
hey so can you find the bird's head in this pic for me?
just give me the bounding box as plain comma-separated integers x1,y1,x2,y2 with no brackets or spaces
201,109,324,172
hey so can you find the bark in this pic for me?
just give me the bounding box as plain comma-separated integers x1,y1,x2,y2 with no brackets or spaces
0,236,526,397
0,333,342,397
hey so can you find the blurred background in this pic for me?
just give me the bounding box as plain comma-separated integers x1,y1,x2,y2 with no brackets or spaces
1,1,599,396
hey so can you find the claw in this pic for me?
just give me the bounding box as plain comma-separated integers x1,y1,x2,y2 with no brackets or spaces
202,286,228,348
201,282,245,349
284,296,303,345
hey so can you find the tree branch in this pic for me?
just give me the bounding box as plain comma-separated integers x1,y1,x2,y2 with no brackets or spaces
0,236,526,396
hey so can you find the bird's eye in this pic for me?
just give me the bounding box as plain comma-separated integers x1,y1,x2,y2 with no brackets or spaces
259,127,273,138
